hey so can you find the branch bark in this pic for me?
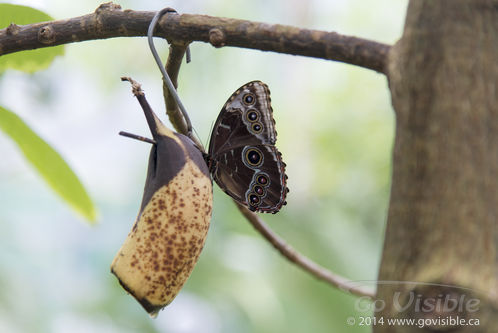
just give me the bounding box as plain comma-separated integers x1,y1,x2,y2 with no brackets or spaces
376,1,498,331
0,2,390,73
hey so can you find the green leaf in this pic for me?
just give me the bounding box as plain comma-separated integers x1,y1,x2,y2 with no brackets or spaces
0,106,97,223
0,4,64,73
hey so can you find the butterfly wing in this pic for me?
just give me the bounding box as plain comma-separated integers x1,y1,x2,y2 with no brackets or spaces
212,144,287,213
208,81,288,213
208,81,277,154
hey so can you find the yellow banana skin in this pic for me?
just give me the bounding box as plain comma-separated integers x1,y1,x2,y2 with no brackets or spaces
111,81,212,316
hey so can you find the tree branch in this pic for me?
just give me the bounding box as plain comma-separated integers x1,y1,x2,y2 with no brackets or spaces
162,43,190,138
237,204,375,298
0,2,390,73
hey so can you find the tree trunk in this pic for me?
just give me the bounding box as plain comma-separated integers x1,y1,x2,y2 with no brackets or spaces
375,1,498,332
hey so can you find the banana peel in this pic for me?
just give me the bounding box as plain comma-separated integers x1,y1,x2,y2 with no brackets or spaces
111,79,212,316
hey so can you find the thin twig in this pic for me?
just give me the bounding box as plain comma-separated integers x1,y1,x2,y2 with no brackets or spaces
0,2,390,73
236,204,375,298
162,43,190,138
160,40,205,150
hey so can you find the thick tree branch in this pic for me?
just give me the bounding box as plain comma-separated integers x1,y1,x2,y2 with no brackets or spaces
0,2,390,73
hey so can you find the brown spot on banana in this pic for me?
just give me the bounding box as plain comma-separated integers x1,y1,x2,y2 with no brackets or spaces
111,80,212,317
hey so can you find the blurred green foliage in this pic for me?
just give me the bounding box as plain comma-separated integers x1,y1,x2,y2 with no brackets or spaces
0,0,407,332
0,4,94,222
0,106,96,221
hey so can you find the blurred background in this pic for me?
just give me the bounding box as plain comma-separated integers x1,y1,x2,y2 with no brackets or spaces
0,0,407,332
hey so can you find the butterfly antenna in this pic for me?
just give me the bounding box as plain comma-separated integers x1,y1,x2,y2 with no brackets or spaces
191,126,203,146
147,8,193,136
199,120,215,150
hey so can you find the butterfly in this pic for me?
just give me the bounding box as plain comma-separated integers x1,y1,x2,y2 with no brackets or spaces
205,81,288,213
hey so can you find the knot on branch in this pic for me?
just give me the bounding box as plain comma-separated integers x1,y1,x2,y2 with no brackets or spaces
95,2,122,15
38,26,56,45
209,28,226,48
6,23,20,36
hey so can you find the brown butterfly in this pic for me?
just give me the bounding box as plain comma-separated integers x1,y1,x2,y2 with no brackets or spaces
206,81,288,213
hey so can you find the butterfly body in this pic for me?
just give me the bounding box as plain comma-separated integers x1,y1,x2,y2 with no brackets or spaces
207,81,288,213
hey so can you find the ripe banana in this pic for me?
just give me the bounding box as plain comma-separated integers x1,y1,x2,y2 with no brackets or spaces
111,79,212,317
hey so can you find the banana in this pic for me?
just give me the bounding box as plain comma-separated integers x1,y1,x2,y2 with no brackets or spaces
111,79,212,317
